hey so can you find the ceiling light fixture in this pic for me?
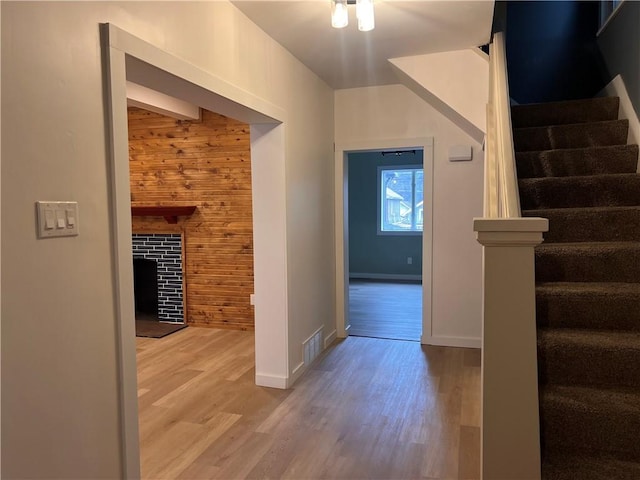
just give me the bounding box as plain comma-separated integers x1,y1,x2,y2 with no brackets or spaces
331,0,349,28
331,0,375,31
356,0,375,31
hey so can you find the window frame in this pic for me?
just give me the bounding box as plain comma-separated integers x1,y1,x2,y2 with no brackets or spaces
598,0,624,34
376,164,424,236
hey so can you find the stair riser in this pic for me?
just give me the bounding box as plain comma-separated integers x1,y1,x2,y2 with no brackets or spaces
540,400,640,462
536,246,640,283
511,97,620,129
516,145,638,179
520,176,640,209
537,294,640,331
524,209,640,243
514,120,628,152
539,343,640,389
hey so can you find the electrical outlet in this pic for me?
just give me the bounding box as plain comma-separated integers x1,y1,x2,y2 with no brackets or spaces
407,256,413,265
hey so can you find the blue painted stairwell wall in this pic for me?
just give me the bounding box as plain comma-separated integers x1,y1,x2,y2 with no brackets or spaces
505,0,604,104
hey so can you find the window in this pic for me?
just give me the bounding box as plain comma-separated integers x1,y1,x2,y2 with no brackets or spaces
378,166,423,234
599,0,623,30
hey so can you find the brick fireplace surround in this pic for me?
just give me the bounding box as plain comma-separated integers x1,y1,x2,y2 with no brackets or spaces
132,233,184,323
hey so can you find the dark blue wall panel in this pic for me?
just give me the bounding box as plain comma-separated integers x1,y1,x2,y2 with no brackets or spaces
505,1,605,104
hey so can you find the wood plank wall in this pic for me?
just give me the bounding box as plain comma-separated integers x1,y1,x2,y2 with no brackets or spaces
128,107,254,330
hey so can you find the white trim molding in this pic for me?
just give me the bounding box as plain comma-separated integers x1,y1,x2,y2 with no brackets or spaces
324,329,338,349
335,137,434,343
287,362,306,388
101,23,291,478
421,335,481,349
598,74,640,171
255,374,289,390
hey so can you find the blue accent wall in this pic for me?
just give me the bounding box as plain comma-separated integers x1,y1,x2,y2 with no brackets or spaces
505,1,605,104
348,151,423,277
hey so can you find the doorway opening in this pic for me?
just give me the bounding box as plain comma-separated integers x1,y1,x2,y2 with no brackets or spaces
102,24,290,477
347,149,424,342
334,138,433,346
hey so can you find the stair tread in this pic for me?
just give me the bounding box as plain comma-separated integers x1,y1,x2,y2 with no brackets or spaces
540,385,640,466
517,144,637,157
516,144,639,179
514,118,628,132
513,96,618,111
535,242,640,283
537,241,640,250
536,282,640,332
512,97,620,129
513,119,629,152
525,205,640,215
539,327,640,350
520,172,640,184
537,281,640,296
538,328,640,388
523,206,640,243
543,454,640,480
520,173,640,209
542,383,640,411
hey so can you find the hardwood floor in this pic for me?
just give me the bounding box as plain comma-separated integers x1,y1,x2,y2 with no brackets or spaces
137,327,481,479
349,280,422,341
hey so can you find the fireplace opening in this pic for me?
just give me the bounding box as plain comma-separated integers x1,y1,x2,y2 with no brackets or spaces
133,257,159,321
131,233,187,338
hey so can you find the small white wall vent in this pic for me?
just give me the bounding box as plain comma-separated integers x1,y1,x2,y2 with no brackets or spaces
303,326,324,366
448,145,473,162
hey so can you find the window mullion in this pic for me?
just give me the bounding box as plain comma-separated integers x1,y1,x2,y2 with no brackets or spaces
411,171,416,230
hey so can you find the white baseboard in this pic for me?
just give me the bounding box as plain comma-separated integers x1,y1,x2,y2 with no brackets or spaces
349,273,422,281
255,373,288,389
598,74,640,171
261,328,335,390
288,361,306,387
421,334,481,349
338,324,351,339
324,329,337,349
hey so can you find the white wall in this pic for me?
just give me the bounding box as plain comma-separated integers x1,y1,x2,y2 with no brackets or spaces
335,84,483,346
389,49,489,143
126,81,200,120
1,1,334,477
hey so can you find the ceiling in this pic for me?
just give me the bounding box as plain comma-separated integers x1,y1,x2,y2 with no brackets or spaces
232,1,495,90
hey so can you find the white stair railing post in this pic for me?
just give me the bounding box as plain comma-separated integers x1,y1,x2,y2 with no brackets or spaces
474,217,548,480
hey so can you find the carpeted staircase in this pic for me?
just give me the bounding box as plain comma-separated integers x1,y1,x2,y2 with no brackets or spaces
512,96,640,479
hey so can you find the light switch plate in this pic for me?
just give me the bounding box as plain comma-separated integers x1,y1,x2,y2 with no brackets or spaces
36,201,79,238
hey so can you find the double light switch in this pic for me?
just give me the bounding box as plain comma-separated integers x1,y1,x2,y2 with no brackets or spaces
36,201,79,238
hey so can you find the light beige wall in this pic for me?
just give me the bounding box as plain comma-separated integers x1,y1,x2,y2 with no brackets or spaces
1,1,334,477
335,84,483,345
389,49,489,143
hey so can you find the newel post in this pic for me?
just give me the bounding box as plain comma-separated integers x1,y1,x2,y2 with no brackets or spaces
474,217,548,480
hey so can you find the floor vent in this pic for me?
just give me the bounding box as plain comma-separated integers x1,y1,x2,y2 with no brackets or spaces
303,327,324,366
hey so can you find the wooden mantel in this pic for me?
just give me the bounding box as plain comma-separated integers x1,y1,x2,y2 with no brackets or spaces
131,206,197,224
